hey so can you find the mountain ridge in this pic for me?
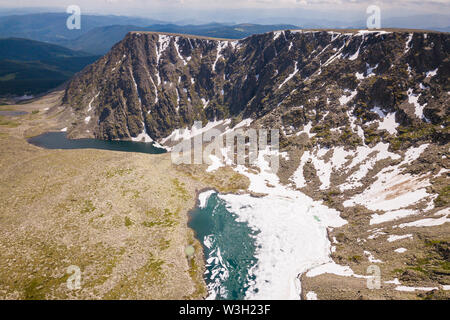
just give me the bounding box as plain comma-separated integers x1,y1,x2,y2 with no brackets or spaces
63,28,449,149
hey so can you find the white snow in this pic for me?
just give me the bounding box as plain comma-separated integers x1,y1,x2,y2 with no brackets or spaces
378,112,399,135
201,98,209,109
364,251,383,263
356,30,391,36
290,151,310,188
84,116,91,124
156,35,170,64
130,69,142,105
344,144,430,211
370,209,418,225
404,33,413,53
395,286,438,292
340,142,400,191
425,68,438,78
408,88,428,120
161,119,227,144
306,291,318,300
306,262,367,278
355,72,365,80
347,109,365,142
206,154,225,173
371,106,385,117
394,248,407,253
339,89,357,106
87,92,100,112
291,145,352,191
131,122,153,143
174,37,187,65
149,74,159,104
385,278,401,285
295,121,315,138
273,31,283,40
396,214,450,229
278,62,299,89
348,35,364,61
355,63,377,80
198,190,216,209
60,127,67,132
366,63,378,76
323,41,346,67
387,234,413,242
212,41,228,72
211,146,347,300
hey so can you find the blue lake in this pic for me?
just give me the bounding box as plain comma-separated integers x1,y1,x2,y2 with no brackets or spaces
28,132,166,154
188,192,259,300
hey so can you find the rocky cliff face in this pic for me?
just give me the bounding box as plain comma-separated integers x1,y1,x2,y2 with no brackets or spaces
63,29,449,148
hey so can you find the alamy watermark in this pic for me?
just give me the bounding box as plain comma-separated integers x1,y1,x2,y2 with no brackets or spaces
366,265,381,289
366,5,381,29
66,265,82,290
66,5,81,30
170,121,281,174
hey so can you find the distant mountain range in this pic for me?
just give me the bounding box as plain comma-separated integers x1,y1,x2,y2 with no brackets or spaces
0,38,99,96
0,12,448,97
56,23,299,55
0,13,165,43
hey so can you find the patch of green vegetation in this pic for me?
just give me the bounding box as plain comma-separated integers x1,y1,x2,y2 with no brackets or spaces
424,239,446,246
388,124,442,151
416,257,430,265
144,255,165,275
104,253,165,299
323,189,341,206
409,266,428,274
348,255,362,263
105,167,133,178
434,185,450,207
184,236,207,299
339,126,361,146
158,239,171,251
0,116,19,127
364,126,382,145
142,207,180,229
24,277,46,300
80,200,95,214
439,261,450,270
312,124,332,140
171,178,189,201
124,216,133,227
23,273,70,300
121,189,140,199
31,110,39,114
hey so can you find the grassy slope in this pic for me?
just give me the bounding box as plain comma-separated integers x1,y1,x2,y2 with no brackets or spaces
0,91,248,299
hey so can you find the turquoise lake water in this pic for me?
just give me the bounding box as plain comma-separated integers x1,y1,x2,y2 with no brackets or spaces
188,192,259,300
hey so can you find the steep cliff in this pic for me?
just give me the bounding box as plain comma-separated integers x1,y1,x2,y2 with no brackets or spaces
63,29,449,148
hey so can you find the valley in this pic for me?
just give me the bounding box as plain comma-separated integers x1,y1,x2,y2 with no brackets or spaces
0,27,448,300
